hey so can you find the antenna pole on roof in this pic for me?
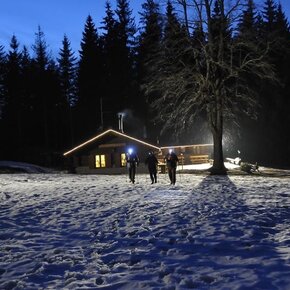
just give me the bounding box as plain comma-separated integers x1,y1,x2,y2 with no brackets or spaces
118,113,124,133
100,98,104,130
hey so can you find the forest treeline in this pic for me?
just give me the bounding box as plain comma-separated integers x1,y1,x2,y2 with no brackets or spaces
0,0,290,168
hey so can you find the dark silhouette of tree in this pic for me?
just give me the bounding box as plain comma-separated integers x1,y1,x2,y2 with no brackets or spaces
4,35,23,158
137,0,163,139
32,26,50,70
19,45,34,157
235,0,265,162
143,0,275,174
29,26,63,165
57,34,78,147
1,0,290,169
114,0,137,111
0,43,7,163
256,0,290,166
77,15,104,137
101,1,120,128
0,45,6,121
138,0,162,68
262,0,277,33
238,0,258,40
100,0,137,132
143,0,192,142
30,26,51,155
58,34,77,107
0,45,7,161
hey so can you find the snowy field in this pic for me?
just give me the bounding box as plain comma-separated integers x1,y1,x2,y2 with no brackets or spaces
1,172,290,289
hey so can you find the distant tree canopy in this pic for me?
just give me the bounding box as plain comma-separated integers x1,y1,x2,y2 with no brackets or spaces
0,0,289,170
142,0,290,172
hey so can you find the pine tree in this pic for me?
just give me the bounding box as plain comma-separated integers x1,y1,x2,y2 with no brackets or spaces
0,45,7,161
262,0,277,34
31,26,63,165
31,26,51,154
32,26,50,70
4,35,24,158
138,0,162,55
238,0,258,40
19,45,34,156
101,1,120,128
116,0,136,48
162,1,191,78
6,35,22,108
275,2,290,38
252,0,290,166
144,0,191,141
164,1,182,50
78,15,103,106
263,1,290,166
77,15,104,137
57,34,77,146
137,0,162,137
0,45,6,121
143,0,275,174
115,0,137,111
58,34,77,107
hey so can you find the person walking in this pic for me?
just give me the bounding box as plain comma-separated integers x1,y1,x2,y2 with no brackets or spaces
145,151,159,184
126,148,139,184
165,149,179,185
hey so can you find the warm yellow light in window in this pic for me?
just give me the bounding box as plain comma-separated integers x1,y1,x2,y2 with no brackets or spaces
121,153,126,167
95,155,106,168
100,155,106,167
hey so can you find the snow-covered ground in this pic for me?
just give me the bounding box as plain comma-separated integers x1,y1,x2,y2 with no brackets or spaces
0,161,52,173
1,172,290,289
177,162,240,171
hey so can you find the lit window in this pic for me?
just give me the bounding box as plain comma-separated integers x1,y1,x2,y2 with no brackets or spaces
95,155,106,168
121,153,126,167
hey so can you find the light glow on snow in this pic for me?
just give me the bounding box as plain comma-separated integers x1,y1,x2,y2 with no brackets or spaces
177,162,240,171
1,172,290,289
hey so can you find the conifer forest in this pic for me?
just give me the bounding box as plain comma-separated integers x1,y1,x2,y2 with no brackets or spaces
0,0,290,170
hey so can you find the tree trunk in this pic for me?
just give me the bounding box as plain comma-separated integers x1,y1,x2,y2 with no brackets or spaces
209,100,227,175
210,129,227,175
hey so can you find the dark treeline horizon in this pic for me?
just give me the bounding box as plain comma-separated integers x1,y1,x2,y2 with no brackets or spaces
0,0,290,169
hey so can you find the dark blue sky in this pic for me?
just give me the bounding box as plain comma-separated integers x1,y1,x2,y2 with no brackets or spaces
0,0,289,57
0,0,143,56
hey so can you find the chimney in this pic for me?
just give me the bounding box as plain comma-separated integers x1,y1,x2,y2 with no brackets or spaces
118,113,124,133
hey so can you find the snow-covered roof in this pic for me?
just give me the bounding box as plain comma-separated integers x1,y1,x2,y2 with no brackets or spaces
63,129,160,156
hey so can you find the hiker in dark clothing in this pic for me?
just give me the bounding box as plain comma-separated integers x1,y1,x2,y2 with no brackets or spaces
145,151,159,184
126,149,139,184
165,150,179,185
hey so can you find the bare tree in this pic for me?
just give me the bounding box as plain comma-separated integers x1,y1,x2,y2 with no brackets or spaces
143,0,275,174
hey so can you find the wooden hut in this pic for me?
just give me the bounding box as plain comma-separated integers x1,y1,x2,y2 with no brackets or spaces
63,129,160,174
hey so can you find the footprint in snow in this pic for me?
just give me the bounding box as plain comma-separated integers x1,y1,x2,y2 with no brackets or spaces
200,275,215,284
123,189,133,194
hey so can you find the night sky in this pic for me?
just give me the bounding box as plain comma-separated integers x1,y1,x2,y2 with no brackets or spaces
0,0,142,55
0,0,290,57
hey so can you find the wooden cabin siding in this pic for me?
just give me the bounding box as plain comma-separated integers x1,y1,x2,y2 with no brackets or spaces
160,144,213,166
64,129,213,174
